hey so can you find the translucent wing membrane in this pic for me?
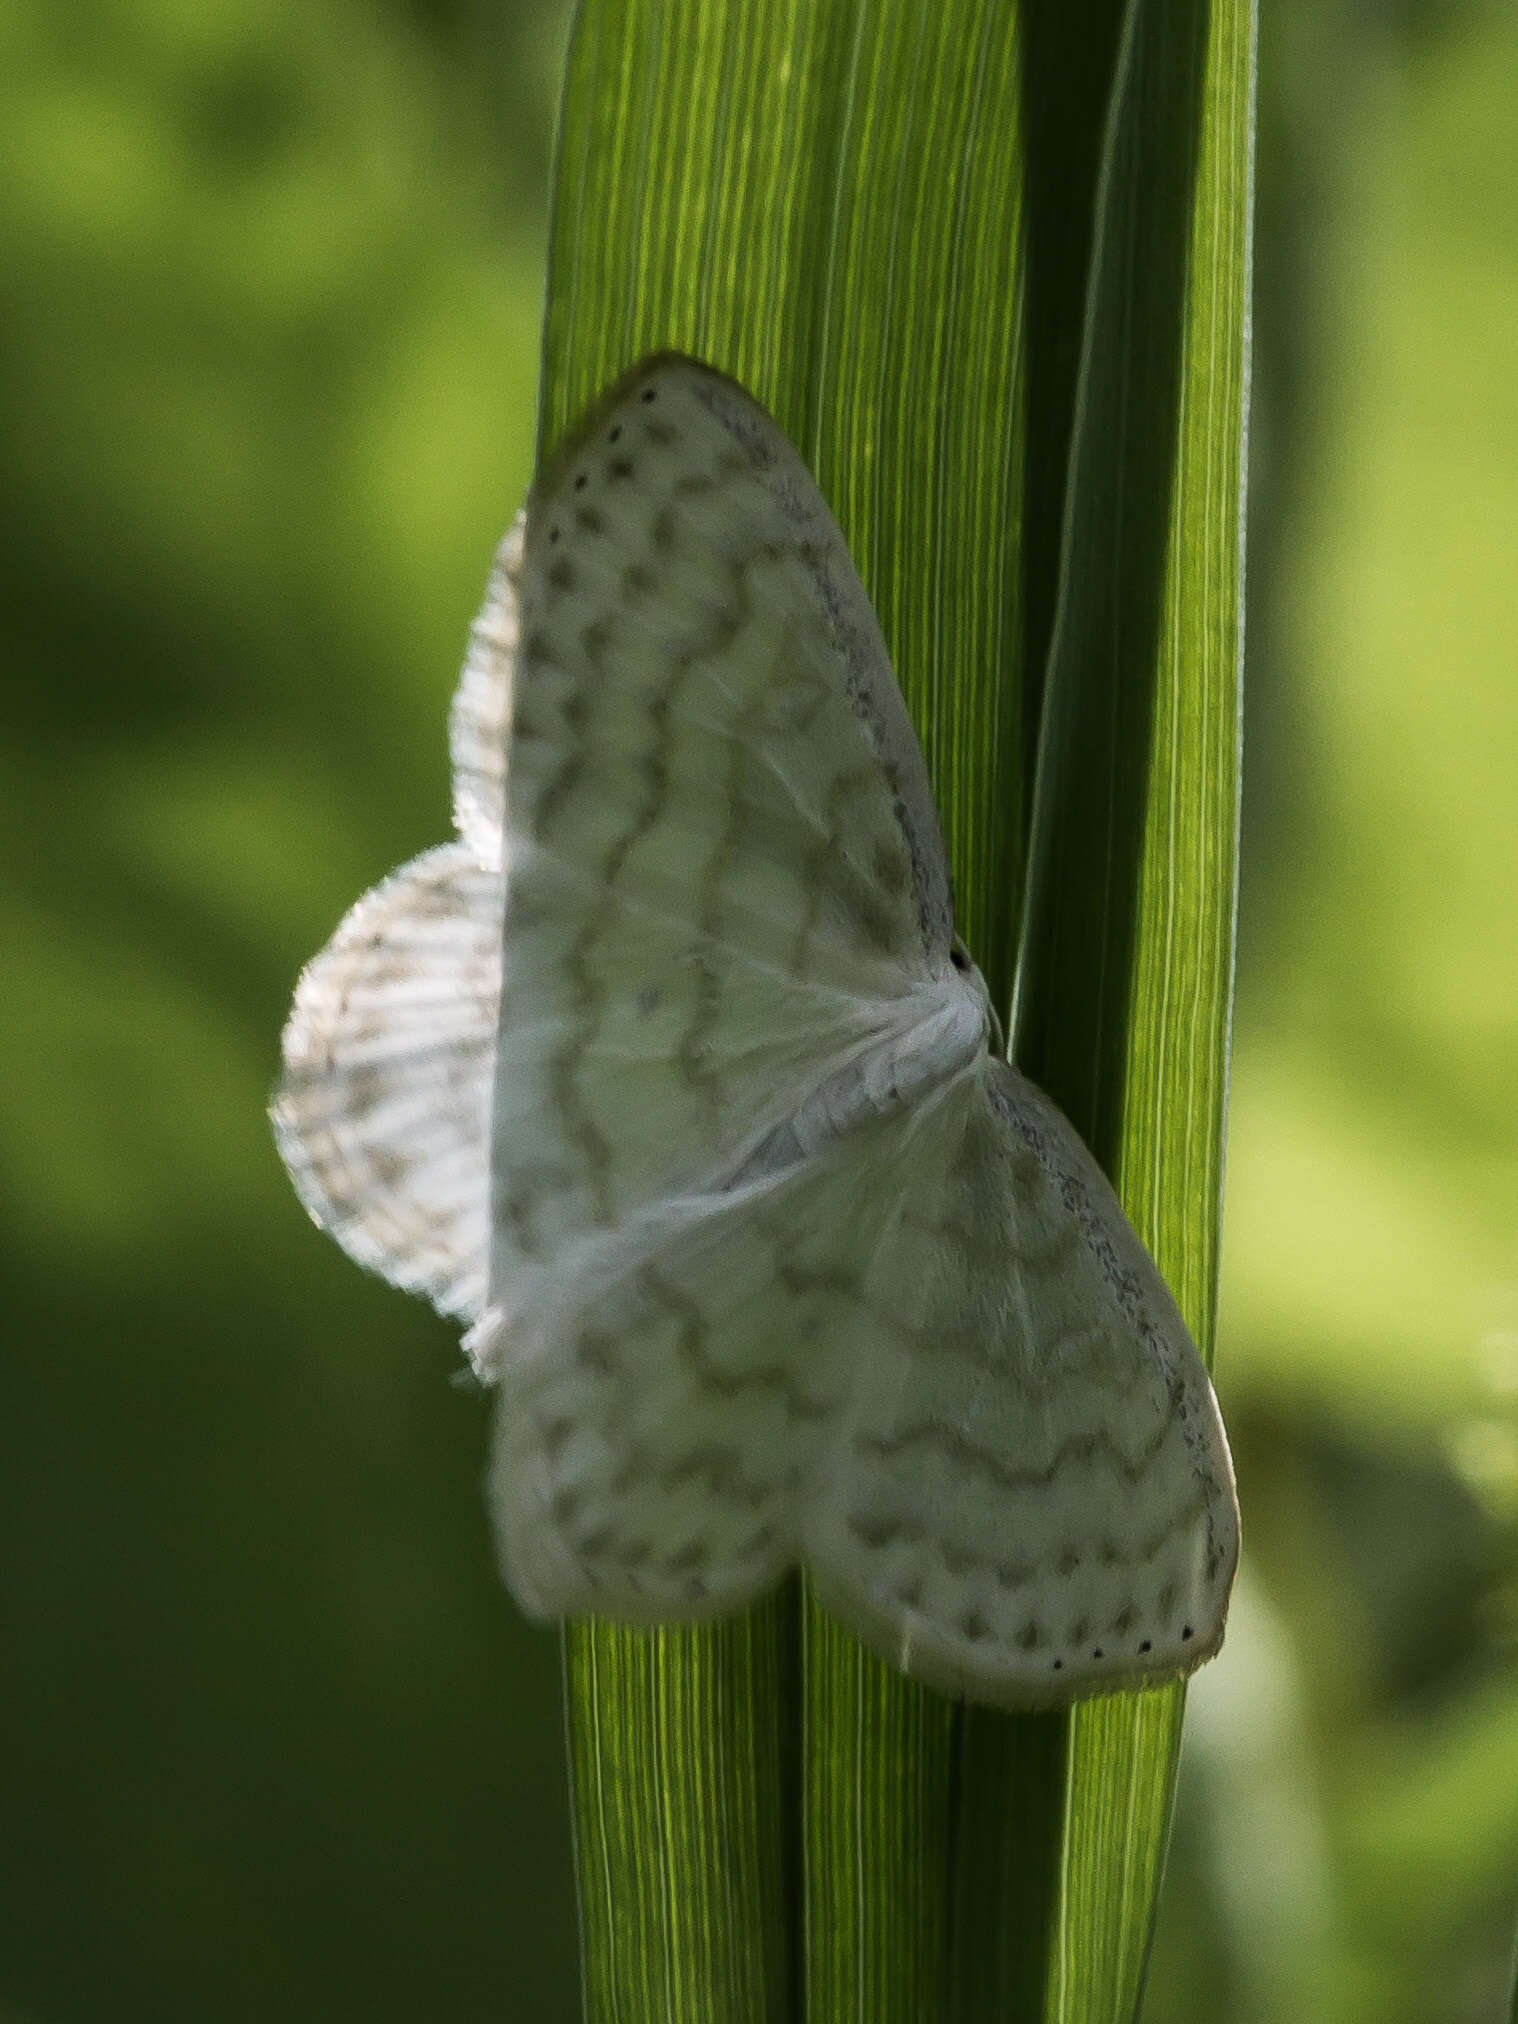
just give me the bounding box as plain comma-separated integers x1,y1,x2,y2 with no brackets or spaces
273,351,1238,1706
273,843,502,1322
272,520,521,1321
450,513,521,870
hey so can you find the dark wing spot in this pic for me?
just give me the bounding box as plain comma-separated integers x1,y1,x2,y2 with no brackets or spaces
1181,1625,1194,1641
540,1417,574,1460
641,386,657,403
872,841,910,895
960,1610,990,1643
576,1330,616,1376
608,425,621,443
546,557,575,593
1138,1639,1152,1653
608,457,635,482
573,472,587,491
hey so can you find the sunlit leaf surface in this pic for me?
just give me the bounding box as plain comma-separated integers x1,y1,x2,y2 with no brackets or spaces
543,0,1251,2018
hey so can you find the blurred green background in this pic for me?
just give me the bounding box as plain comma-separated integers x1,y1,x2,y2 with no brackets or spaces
2,2,1516,2019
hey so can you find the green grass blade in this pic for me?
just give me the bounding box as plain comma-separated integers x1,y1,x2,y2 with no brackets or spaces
545,18,888,2011
564,1595,798,2021
545,14,885,2010
544,2,1029,2016
540,0,1250,2013
988,2,1256,2019
784,11,1028,2017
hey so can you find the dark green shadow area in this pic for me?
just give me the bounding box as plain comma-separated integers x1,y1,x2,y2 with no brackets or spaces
951,6,1224,2019
1016,0,1212,1161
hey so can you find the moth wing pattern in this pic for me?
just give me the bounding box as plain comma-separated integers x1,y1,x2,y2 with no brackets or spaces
272,520,522,1319
801,1059,1238,1705
272,841,502,1324
488,1046,1236,1706
483,354,964,1330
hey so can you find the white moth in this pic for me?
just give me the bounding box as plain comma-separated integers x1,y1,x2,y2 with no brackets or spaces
273,353,1238,1708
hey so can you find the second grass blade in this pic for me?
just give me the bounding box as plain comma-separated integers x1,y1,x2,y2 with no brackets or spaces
965,3,1256,2018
